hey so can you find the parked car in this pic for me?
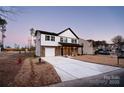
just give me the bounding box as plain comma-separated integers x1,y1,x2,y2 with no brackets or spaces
117,50,124,57
95,49,110,55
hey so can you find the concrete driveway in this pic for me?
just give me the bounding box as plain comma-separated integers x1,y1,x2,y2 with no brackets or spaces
42,56,121,82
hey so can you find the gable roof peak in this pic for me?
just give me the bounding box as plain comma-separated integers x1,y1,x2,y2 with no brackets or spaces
58,28,79,39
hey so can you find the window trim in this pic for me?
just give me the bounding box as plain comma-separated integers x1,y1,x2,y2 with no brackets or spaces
45,35,50,41
51,36,55,41
71,39,77,44
60,37,63,42
45,35,55,41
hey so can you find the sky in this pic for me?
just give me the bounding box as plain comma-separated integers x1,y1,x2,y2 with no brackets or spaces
2,6,124,47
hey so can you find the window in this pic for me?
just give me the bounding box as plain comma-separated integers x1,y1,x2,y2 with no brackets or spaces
74,39,77,44
51,36,55,41
45,35,50,41
45,35,55,41
71,39,74,43
71,39,77,44
60,37,63,42
63,37,67,43
60,37,68,43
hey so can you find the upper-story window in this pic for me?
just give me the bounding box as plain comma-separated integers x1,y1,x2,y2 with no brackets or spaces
71,39,77,44
51,36,55,41
45,35,55,41
60,37,67,43
63,37,67,43
60,37,63,42
45,35,50,41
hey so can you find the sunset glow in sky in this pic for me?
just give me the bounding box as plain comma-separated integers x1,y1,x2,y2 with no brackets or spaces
4,6,124,47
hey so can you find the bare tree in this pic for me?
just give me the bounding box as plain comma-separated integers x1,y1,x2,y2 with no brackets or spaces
112,35,124,44
112,35,124,55
0,7,18,20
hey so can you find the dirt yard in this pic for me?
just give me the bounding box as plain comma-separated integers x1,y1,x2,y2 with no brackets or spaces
0,52,33,86
0,52,61,87
14,58,61,87
73,55,124,68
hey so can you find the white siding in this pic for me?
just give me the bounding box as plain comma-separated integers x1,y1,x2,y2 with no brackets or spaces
35,29,80,56
59,29,77,39
41,34,60,46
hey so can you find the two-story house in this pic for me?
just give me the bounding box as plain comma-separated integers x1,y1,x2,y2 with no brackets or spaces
35,28,83,57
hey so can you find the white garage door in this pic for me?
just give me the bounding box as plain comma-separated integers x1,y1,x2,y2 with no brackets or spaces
45,47,55,57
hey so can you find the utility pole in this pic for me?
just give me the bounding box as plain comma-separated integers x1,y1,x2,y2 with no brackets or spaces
28,37,32,52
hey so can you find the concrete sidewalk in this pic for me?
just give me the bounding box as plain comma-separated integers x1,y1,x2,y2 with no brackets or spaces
42,56,121,82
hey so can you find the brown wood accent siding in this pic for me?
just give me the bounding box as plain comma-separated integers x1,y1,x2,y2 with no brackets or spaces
68,47,71,56
60,46,79,56
55,47,60,56
41,46,45,57
58,47,61,56
75,47,78,56
60,47,63,56
63,47,66,56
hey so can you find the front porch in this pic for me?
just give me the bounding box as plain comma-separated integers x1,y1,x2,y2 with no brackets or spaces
57,42,83,56
40,43,83,57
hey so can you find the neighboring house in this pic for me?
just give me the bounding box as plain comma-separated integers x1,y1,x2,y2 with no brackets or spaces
35,28,83,57
109,43,124,55
86,40,110,53
79,39,94,54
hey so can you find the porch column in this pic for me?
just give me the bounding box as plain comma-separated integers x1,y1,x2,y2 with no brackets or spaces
63,47,65,56
75,47,78,56
65,47,68,56
68,47,71,56
60,46,63,56
66,47,68,56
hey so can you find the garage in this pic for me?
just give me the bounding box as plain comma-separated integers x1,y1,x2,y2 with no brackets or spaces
45,47,55,57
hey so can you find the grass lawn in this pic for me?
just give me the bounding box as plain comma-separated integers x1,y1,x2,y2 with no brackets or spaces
73,55,124,68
